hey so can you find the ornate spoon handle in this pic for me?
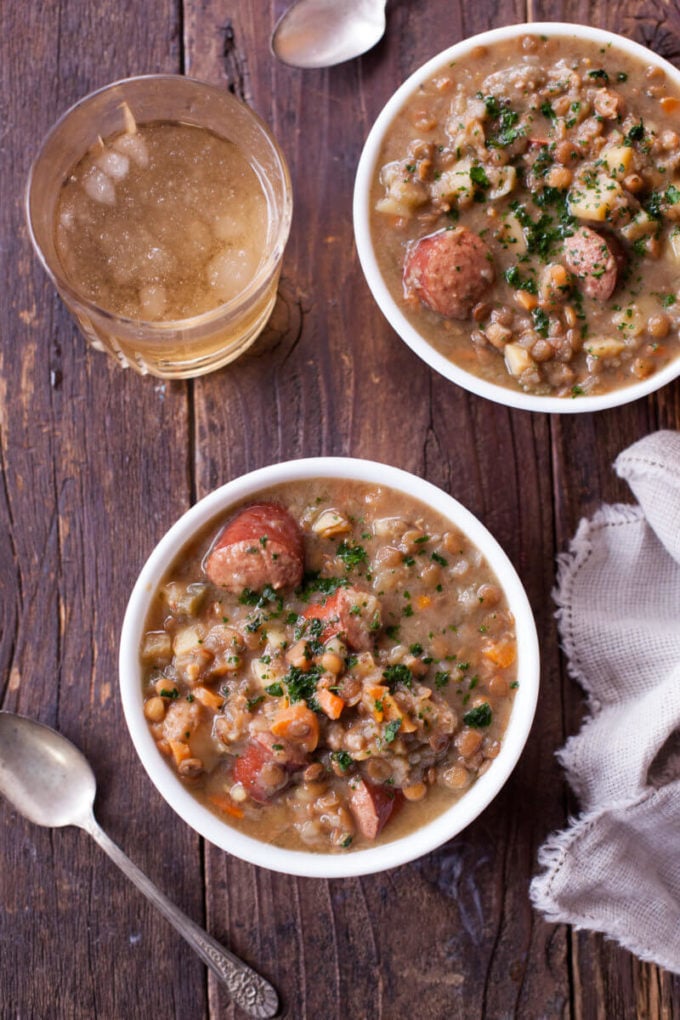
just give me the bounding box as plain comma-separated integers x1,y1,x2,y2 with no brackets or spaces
85,815,279,1018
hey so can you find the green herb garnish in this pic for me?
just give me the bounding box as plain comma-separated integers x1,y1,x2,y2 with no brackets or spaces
382,664,413,690
463,703,493,728
336,541,368,570
384,720,402,744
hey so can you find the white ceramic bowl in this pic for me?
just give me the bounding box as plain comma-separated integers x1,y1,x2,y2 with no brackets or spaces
353,22,680,414
119,458,540,877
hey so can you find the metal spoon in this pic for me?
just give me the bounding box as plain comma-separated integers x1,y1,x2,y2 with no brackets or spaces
271,0,387,69
0,711,278,1020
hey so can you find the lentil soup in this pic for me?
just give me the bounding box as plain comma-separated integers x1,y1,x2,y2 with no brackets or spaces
139,480,519,853
369,31,680,399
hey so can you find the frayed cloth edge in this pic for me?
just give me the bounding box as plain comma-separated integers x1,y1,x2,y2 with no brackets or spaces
552,502,644,709
530,789,680,976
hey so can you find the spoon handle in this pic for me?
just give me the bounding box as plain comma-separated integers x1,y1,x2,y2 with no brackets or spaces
84,816,279,1019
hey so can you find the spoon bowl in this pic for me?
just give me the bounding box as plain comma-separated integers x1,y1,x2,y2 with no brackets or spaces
0,712,96,828
0,711,278,1019
271,0,386,69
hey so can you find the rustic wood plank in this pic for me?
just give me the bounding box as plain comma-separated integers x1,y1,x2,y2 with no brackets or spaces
0,1,207,1018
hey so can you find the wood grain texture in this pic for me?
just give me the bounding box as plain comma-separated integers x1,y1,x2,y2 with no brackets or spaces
2,0,680,1017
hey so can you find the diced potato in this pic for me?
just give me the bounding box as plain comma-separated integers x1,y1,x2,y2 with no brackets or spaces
374,196,417,218
611,308,645,339
140,630,172,666
600,144,633,179
619,209,659,242
372,516,406,539
664,183,680,222
585,337,626,358
173,624,205,656
162,581,208,616
312,508,351,538
667,227,680,262
251,657,280,688
568,175,623,221
266,627,288,651
487,165,517,200
434,159,474,202
504,343,533,377
379,160,429,212
496,210,528,254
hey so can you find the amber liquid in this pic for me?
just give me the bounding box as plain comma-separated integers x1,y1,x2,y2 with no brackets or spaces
55,121,275,376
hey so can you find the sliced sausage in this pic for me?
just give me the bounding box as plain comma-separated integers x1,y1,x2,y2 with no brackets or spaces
302,586,381,650
348,779,401,840
403,226,495,319
562,226,618,300
232,740,289,803
204,502,304,594
254,729,309,768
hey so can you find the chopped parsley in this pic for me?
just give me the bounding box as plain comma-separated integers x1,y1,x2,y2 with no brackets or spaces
485,101,522,148
297,573,348,599
265,682,284,697
384,720,402,743
239,585,283,612
626,120,645,144
470,164,491,190
336,541,368,570
284,664,322,705
159,688,179,699
331,750,353,772
383,663,413,690
509,199,574,260
463,703,493,728
434,671,450,689
587,68,609,83
505,265,537,294
532,307,550,337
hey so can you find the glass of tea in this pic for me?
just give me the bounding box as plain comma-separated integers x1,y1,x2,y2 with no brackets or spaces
26,76,293,379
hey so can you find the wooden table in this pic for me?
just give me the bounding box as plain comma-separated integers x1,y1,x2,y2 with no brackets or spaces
2,1,679,1016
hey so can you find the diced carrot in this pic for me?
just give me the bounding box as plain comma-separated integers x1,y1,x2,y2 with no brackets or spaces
416,594,432,610
660,96,680,113
365,684,389,722
316,688,345,720
270,703,319,752
482,640,517,669
515,289,538,311
169,739,192,766
193,685,224,711
381,692,418,733
208,793,244,819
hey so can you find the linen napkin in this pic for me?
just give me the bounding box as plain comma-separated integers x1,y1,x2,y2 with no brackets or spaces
530,430,680,973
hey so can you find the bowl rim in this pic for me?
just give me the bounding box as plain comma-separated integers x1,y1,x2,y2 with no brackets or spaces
119,457,540,878
352,21,680,414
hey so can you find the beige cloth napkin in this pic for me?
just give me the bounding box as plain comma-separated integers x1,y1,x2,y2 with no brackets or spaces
530,430,680,973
